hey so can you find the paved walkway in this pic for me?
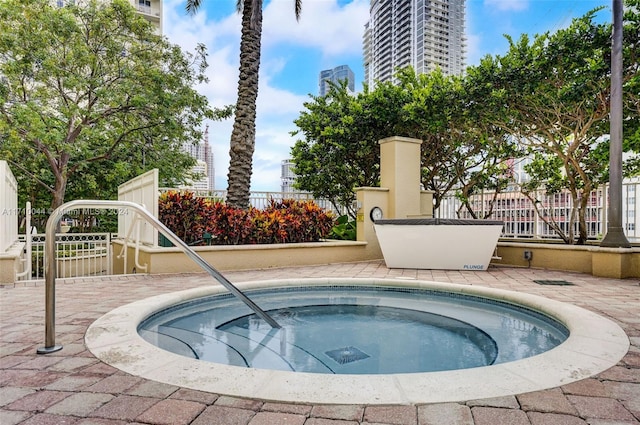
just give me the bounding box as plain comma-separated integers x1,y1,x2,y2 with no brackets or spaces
1,261,639,425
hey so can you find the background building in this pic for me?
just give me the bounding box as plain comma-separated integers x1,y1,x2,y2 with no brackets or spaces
55,0,163,33
280,159,296,193
319,65,355,96
181,127,215,191
131,0,162,33
363,0,466,86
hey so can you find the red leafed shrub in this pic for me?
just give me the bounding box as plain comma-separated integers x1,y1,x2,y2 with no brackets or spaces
158,193,335,246
158,191,213,245
207,201,253,245
263,199,334,243
248,208,287,244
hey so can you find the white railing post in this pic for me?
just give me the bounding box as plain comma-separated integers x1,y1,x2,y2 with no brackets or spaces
16,202,32,279
0,160,19,253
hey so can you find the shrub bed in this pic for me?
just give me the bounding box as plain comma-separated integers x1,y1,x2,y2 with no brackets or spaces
159,191,335,246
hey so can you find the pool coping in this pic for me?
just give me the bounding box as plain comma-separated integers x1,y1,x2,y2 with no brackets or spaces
85,278,629,405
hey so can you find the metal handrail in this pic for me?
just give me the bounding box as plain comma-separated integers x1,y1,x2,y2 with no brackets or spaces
37,200,280,354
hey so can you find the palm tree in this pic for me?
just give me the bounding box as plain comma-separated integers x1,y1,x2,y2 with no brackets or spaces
186,0,301,208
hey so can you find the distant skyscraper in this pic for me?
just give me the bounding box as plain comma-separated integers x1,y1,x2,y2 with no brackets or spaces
363,0,466,86
181,126,215,191
319,65,355,96
203,128,215,190
280,159,296,192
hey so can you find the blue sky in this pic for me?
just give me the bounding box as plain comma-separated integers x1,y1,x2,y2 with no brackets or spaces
163,0,610,192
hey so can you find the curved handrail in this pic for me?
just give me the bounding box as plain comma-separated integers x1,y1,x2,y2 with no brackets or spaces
37,200,280,354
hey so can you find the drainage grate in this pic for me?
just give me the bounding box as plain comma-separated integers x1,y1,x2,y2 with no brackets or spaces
325,346,370,365
533,280,574,286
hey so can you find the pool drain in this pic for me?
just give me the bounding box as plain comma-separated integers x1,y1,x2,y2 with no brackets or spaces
325,346,370,364
534,280,574,286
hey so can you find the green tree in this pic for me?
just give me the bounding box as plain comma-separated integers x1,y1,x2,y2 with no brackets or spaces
623,0,640,172
292,68,516,218
186,0,301,209
395,69,463,209
397,68,517,213
0,0,222,211
291,79,410,217
472,7,639,244
455,70,523,219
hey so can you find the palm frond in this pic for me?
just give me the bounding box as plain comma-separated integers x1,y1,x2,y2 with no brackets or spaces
185,0,203,15
295,0,302,21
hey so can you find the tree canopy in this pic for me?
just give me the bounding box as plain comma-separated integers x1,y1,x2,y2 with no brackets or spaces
291,69,516,219
291,79,410,216
291,3,639,244
469,6,639,244
0,0,226,212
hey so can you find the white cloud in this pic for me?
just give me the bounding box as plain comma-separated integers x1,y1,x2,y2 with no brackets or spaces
464,31,483,66
164,1,241,106
262,0,370,57
484,0,529,12
258,78,309,116
163,0,240,50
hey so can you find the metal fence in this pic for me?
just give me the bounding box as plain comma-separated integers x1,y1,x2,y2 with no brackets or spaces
17,233,113,281
438,180,640,241
161,186,639,241
159,188,346,217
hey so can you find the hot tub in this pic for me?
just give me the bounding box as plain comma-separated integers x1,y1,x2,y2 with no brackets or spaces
374,218,503,270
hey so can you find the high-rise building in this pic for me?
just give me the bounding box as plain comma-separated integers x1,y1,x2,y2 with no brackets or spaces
281,159,297,193
182,126,215,191
55,0,163,33
363,0,466,86
319,65,355,96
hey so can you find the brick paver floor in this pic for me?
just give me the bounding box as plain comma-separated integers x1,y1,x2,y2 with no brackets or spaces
1,261,639,424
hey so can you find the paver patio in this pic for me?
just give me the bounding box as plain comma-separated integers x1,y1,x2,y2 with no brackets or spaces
1,261,639,424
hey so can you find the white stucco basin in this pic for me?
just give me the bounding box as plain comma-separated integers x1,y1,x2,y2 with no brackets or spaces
374,218,504,270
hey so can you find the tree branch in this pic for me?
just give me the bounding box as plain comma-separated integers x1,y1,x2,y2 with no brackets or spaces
7,159,55,195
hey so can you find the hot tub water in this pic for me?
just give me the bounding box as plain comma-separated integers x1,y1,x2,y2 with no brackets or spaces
139,286,568,375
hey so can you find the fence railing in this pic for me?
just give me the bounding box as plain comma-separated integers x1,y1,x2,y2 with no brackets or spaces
163,186,638,241
17,233,113,281
438,180,639,241
14,182,637,281
159,188,346,217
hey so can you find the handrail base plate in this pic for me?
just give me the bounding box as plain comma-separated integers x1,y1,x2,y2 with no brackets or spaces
37,345,63,354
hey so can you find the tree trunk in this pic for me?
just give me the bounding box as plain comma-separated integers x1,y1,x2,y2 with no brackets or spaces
576,190,590,245
226,0,263,209
49,151,70,211
51,169,68,211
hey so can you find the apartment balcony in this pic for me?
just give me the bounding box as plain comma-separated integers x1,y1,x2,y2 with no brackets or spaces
132,1,162,32
135,4,160,19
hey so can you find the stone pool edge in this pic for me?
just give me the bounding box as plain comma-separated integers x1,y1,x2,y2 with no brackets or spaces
84,278,629,405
